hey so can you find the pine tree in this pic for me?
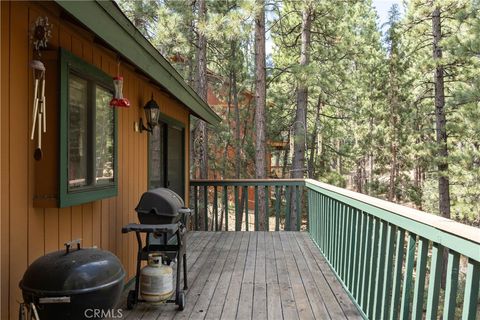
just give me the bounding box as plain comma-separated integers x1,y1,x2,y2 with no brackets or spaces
254,0,267,230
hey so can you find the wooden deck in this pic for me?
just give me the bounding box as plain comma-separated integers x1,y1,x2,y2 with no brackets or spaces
115,232,361,320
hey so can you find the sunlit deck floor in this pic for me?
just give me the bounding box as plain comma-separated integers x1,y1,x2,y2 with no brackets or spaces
115,231,361,320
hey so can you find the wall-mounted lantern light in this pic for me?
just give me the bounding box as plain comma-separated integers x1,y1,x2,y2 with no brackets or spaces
139,94,160,133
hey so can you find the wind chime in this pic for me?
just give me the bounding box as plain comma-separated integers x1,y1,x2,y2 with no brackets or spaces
30,60,46,161
30,16,52,160
110,60,130,108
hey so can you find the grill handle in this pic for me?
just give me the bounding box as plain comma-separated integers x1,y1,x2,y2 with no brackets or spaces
178,207,191,216
64,239,82,254
179,207,191,227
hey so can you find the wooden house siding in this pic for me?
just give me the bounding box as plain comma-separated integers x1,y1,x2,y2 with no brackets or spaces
0,2,191,319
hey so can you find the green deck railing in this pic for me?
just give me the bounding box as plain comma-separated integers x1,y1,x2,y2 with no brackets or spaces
190,178,480,319
306,179,480,320
190,179,306,231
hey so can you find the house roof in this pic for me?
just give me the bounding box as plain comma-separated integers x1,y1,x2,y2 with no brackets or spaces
55,0,221,125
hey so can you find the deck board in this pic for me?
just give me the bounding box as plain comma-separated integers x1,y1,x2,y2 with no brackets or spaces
112,232,361,320
204,232,244,320
236,232,257,320
279,232,315,320
265,232,282,320
252,232,267,320
219,231,249,319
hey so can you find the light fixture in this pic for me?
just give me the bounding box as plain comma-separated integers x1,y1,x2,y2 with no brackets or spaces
139,94,160,133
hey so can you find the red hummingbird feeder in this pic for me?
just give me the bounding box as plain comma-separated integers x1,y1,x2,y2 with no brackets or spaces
110,76,130,108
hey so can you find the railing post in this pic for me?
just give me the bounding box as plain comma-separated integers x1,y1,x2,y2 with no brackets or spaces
285,186,291,231
412,237,428,320
399,233,416,320
234,186,239,231
244,186,249,231
338,202,345,278
223,186,228,231
194,185,198,231
264,186,269,231
295,186,301,231
367,217,380,317
461,259,480,319
275,186,280,231
443,251,460,320
356,212,367,301
203,185,208,231
379,223,395,320
390,228,405,320
346,206,355,290
254,186,259,231
321,194,326,253
373,219,385,318
425,243,444,319
214,186,218,231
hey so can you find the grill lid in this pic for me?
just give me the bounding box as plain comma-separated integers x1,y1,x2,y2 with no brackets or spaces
135,188,184,217
20,240,125,296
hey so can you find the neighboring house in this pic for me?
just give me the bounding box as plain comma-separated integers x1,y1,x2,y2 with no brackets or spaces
204,73,290,179
0,1,220,319
170,55,290,180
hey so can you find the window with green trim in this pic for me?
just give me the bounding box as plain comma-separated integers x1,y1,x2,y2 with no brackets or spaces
59,49,117,207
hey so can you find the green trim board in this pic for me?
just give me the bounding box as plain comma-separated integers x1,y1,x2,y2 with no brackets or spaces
59,48,118,208
55,0,221,125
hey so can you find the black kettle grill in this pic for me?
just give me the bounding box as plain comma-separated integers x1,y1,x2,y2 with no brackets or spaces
122,188,191,311
19,239,125,320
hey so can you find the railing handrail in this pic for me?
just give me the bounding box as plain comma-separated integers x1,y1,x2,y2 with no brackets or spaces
305,179,480,249
191,179,305,183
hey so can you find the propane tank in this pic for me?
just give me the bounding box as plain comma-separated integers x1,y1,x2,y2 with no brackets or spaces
140,253,173,302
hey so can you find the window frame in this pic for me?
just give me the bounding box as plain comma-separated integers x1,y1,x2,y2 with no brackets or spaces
147,113,185,199
59,48,118,208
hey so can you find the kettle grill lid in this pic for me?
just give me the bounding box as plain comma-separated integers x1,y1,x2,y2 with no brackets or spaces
20,247,125,296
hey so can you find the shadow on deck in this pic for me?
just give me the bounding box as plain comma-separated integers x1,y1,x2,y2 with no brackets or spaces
114,231,361,320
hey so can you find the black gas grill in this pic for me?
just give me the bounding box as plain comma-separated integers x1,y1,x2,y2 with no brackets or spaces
122,188,191,311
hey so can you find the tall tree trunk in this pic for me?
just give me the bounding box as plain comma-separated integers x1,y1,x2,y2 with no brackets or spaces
231,41,247,228
354,159,364,193
414,102,423,210
432,6,450,220
282,130,290,178
232,41,241,180
433,5,451,289
414,161,423,210
368,117,374,195
308,95,322,179
254,0,267,230
194,0,208,230
388,101,398,201
336,140,342,174
290,4,312,230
